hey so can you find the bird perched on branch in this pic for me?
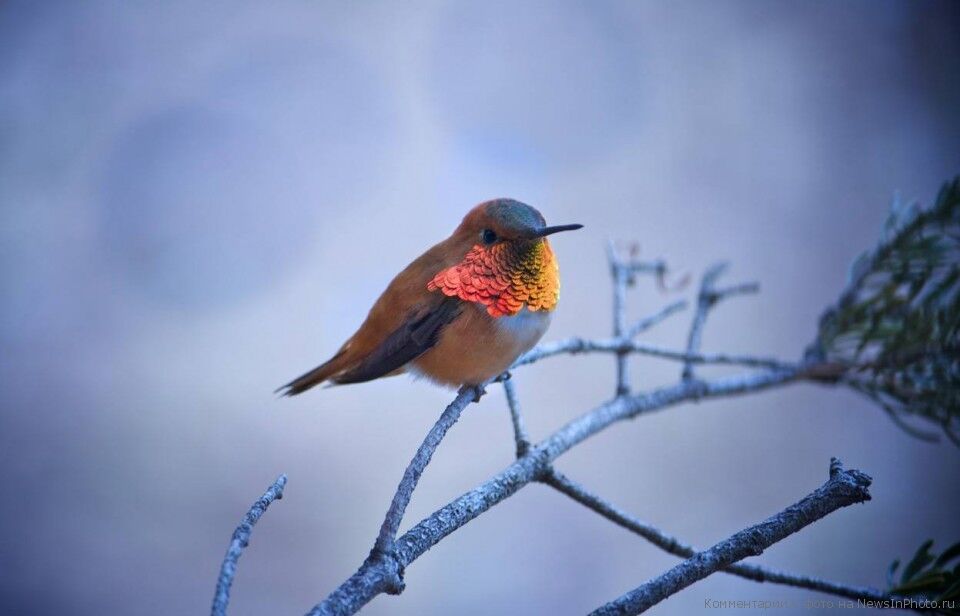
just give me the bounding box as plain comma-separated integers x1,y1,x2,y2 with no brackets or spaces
278,199,582,395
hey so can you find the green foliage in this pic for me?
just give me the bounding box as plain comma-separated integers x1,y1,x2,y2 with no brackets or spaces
887,539,960,609
815,177,960,443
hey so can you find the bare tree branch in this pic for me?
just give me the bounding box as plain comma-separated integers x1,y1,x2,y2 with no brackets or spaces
311,385,487,615
512,370,899,609
211,474,287,616
608,240,631,397
606,241,672,396
372,384,483,560
590,459,873,615
501,374,530,458
682,262,728,380
307,366,802,614
514,336,793,371
714,281,762,300
543,468,904,607
682,262,759,381
627,299,688,338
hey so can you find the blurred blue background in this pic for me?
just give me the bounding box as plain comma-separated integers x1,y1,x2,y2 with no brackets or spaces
1,1,959,614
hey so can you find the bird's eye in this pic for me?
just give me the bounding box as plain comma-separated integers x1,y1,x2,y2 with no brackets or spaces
480,229,498,245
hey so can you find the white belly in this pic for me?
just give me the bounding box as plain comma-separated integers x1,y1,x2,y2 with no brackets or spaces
494,306,552,351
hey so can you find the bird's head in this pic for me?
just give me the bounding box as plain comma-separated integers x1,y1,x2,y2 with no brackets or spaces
456,198,583,247
428,199,582,317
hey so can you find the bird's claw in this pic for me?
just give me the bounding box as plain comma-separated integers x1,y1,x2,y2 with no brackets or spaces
459,383,486,403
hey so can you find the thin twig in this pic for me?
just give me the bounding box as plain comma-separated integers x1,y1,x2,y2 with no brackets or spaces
514,336,793,371
502,374,530,458
590,459,873,615
683,262,728,380
682,263,759,381
627,299,688,338
606,241,675,395
714,281,761,300
211,474,287,616
622,259,668,276
543,469,903,607
608,240,631,397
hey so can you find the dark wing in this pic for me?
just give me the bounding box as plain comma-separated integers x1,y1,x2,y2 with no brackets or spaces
331,297,462,385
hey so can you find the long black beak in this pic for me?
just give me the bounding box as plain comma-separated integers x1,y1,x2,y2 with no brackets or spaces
533,223,584,238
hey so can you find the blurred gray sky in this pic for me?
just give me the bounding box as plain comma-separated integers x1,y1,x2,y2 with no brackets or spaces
1,1,959,615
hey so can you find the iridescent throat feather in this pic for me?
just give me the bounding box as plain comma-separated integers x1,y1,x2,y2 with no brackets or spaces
427,240,560,317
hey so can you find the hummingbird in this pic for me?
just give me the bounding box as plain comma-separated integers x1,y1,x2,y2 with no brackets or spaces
278,199,582,395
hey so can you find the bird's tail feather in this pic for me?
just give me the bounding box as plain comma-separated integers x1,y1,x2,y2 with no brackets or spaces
276,350,349,396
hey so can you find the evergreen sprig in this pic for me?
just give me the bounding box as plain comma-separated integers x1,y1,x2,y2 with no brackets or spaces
887,539,960,610
813,177,960,443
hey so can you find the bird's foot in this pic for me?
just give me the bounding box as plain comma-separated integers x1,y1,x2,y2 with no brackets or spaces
459,383,486,403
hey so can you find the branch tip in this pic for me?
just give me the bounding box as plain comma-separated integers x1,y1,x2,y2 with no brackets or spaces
211,474,288,616
829,457,844,478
